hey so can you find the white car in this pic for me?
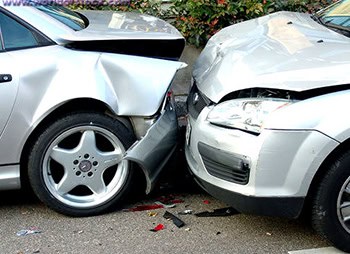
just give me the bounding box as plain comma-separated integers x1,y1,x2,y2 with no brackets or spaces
185,0,350,251
0,3,185,216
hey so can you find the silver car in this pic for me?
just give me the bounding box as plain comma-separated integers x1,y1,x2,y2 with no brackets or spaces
0,3,185,216
186,0,350,251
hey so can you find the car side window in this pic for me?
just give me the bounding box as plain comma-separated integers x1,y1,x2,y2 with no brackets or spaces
0,11,48,50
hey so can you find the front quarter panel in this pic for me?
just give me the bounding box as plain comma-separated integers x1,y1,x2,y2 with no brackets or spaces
97,53,185,116
0,45,184,164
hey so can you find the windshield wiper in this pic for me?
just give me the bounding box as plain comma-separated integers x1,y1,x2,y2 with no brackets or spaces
328,25,350,37
311,14,327,25
311,14,321,23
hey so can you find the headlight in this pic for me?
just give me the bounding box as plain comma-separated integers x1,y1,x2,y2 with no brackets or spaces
207,98,294,134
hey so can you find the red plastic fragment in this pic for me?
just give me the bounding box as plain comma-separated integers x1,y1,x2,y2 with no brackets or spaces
203,200,210,204
150,224,165,232
125,196,185,212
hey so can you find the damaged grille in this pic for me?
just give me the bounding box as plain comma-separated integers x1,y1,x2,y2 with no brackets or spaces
198,142,250,185
187,83,209,119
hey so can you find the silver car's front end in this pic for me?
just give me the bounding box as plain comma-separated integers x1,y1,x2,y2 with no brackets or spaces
185,84,341,218
185,8,350,219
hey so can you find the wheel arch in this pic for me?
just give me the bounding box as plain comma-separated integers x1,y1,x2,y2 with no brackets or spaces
305,137,350,208
19,98,147,191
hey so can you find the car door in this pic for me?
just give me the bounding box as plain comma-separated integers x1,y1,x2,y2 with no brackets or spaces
0,23,18,137
0,8,53,137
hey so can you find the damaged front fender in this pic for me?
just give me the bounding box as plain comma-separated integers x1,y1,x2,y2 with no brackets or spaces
124,100,178,194
97,53,186,116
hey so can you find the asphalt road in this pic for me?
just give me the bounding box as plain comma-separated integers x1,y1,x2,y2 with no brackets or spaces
0,161,333,254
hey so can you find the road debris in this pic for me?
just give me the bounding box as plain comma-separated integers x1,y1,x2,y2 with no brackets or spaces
124,196,184,212
148,211,158,217
178,209,193,215
155,201,176,208
150,224,165,232
73,230,84,234
16,227,42,236
195,207,238,217
203,200,210,204
163,211,185,228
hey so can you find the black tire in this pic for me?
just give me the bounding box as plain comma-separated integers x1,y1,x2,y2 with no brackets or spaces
311,150,350,252
28,112,136,217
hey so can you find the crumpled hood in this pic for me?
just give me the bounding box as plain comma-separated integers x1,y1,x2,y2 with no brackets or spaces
194,11,350,103
68,10,183,41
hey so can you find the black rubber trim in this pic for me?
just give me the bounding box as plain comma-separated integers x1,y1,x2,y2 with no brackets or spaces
0,163,18,167
65,38,185,61
193,174,305,219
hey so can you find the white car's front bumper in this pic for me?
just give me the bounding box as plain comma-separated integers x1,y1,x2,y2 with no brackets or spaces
185,105,339,218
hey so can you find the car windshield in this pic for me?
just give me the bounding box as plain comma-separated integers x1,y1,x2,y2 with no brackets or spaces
36,5,86,31
315,0,350,34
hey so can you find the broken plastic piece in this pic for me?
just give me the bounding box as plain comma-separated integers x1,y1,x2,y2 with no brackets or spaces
148,211,158,217
203,200,210,204
154,201,176,208
150,224,165,232
125,198,184,212
16,227,42,236
163,211,185,228
178,209,193,215
195,207,238,217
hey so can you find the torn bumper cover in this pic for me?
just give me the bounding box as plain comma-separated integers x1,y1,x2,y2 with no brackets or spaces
124,101,178,194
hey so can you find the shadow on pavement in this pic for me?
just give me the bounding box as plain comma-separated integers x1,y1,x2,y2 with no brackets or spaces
0,189,39,206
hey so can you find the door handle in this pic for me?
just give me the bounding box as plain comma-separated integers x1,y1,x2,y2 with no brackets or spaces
0,74,12,83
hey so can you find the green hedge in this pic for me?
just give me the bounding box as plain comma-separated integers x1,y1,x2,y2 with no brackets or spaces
71,0,336,47
170,0,336,46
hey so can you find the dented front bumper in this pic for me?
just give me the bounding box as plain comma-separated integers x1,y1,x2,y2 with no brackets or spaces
124,100,178,194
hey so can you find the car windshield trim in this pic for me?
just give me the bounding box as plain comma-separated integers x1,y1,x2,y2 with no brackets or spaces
35,5,87,31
